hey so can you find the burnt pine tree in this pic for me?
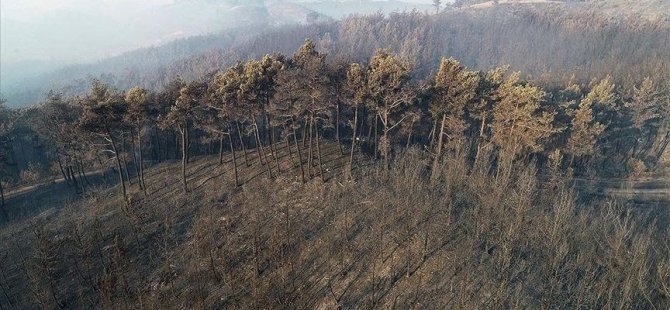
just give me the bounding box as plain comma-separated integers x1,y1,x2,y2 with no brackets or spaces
291,40,331,180
470,66,508,165
124,86,152,196
345,63,368,178
627,77,664,159
490,72,559,175
239,58,275,178
164,81,207,193
566,92,606,167
213,64,249,186
429,58,479,180
274,59,309,182
366,49,414,169
33,92,84,188
79,80,130,202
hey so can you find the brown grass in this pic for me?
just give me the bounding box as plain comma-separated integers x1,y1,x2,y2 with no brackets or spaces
0,142,668,309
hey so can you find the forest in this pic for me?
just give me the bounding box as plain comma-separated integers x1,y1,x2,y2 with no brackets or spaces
5,4,669,107
0,3,669,309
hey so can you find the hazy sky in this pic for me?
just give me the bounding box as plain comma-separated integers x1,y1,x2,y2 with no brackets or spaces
0,0,438,67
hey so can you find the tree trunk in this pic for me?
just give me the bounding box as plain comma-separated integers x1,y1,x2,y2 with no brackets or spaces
130,129,141,188
374,115,379,159
121,133,132,186
286,129,295,167
428,119,437,148
219,134,225,165
302,118,309,147
406,118,415,148
228,123,239,187
79,160,91,186
109,132,128,201
431,115,447,182
180,124,188,194
174,131,179,160
268,114,280,174
254,119,273,178
315,119,325,182
0,180,5,220
308,114,314,177
152,129,162,163
236,122,250,167
473,116,487,167
349,107,359,178
336,101,344,155
382,110,389,170
75,165,86,194
57,156,70,185
292,120,306,183
137,127,147,197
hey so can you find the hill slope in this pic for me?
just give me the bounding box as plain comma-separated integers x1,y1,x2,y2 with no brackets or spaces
0,141,669,308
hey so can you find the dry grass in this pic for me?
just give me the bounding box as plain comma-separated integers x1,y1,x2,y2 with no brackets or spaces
0,142,668,309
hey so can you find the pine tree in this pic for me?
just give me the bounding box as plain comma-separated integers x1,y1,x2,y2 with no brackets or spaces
490,73,559,172
566,94,605,166
345,62,368,177
470,65,508,165
79,80,129,202
627,77,663,159
430,58,479,179
163,81,207,193
124,86,152,196
284,40,331,180
366,49,414,169
213,63,247,186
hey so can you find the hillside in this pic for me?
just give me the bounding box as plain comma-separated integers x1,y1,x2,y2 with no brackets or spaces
4,0,670,107
1,140,669,308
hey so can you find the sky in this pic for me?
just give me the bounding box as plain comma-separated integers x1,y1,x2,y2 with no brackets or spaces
0,0,439,65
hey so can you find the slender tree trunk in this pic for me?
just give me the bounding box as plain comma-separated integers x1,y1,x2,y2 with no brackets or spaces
308,114,314,177
109,132,128,201
374,115,379,159
655,131,670,164
349,107,359,178
0,180,5,219
152,129,161,163
75,165,86,194
130,129,141,188
219,134,225,165
303,118,309,147
180,124,188,194
286,130,295,167
228,124,239,187
57,156,70,185
382,110,389,170
292,121,306,183
174,131,179,160
268,114,280,173
431,115,447,182
473,116,487,167
406,118,415,148
121,133,132,186
254,119,273,178
236,122,250,167
336,101,344,155
251,114,267,166
428,119,437,148
137,127,147,197
79,160,91,186
316,120,325,182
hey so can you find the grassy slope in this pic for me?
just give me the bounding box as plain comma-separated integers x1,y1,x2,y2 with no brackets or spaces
0,140,669,308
